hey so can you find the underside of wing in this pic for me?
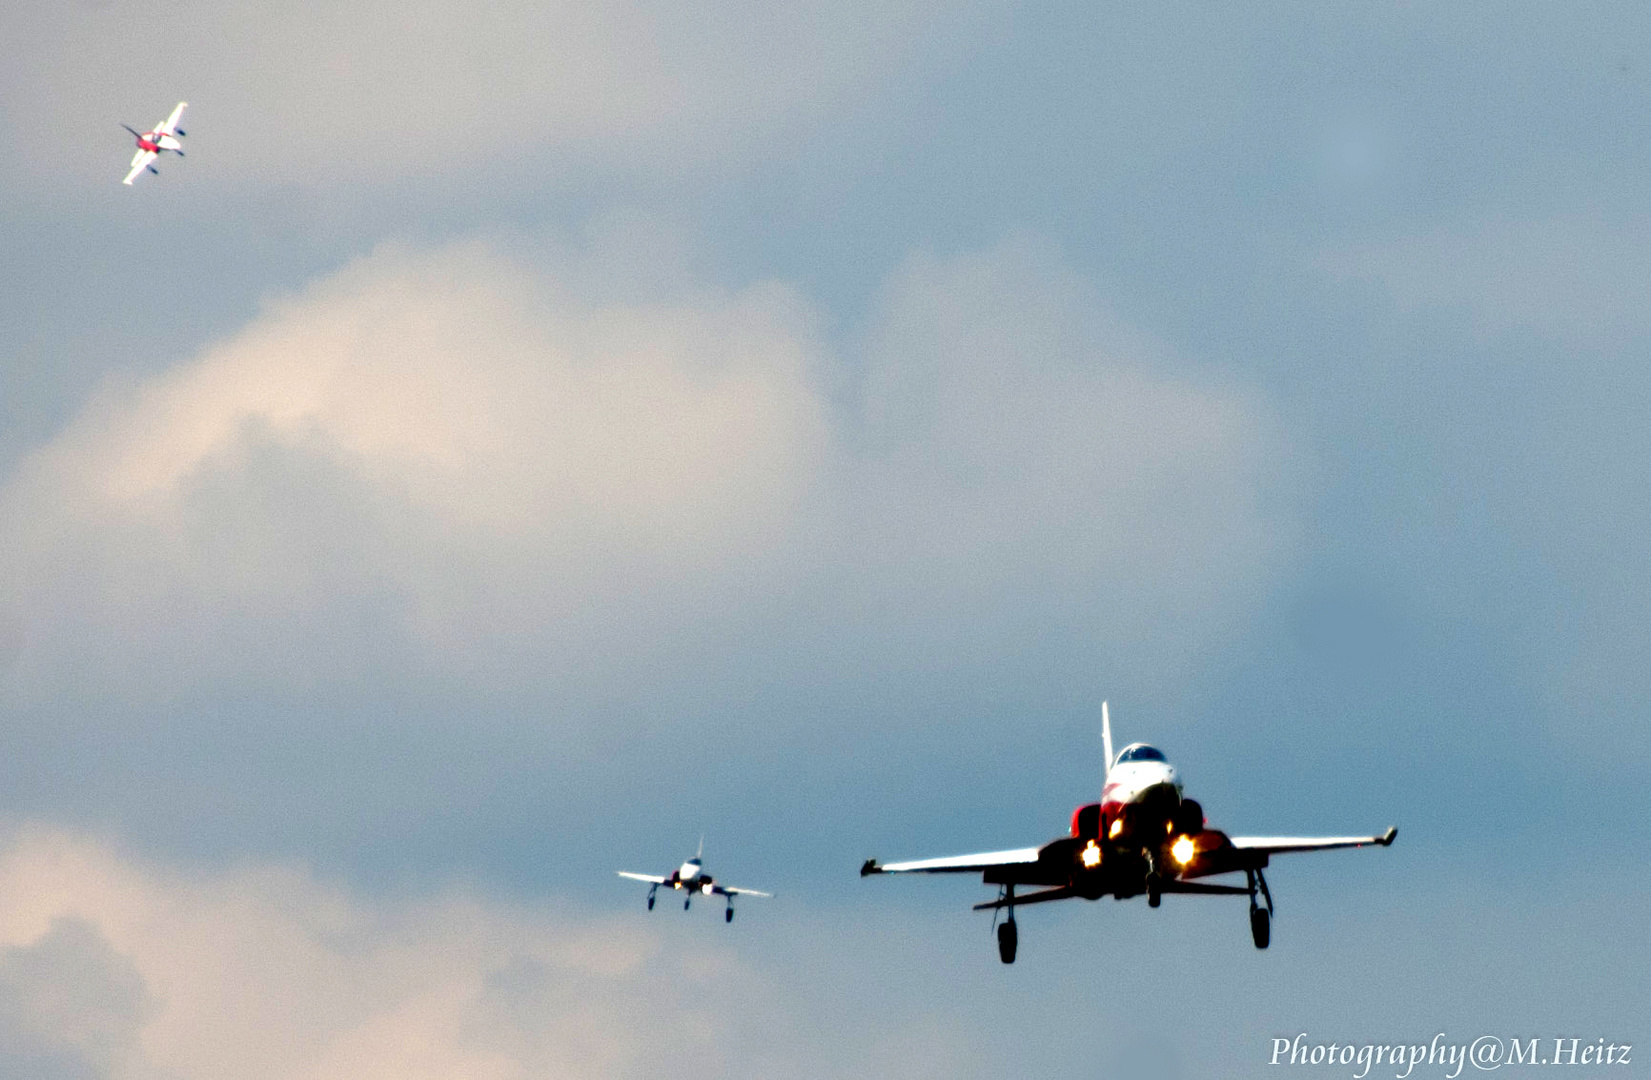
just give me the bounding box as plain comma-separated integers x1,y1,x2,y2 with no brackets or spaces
616,871,668,884
1228,827,1396,855
123,149,157,184
714,885,772,898
158,101,187,135
861,847,1042,875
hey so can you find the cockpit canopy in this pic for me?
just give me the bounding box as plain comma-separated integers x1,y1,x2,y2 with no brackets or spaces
1114,743,1167,765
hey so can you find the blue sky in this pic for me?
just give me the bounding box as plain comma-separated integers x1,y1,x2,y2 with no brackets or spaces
0,2,1646,1076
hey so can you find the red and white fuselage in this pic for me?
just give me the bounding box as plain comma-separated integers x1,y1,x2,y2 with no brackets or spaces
1100,745,1181,820
122,101,187,185
134,130,182,154
862,700,1396,962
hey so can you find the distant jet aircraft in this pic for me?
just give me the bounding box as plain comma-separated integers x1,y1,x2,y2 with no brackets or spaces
618,839,772,922
861,703,1395,963
121,102,187,185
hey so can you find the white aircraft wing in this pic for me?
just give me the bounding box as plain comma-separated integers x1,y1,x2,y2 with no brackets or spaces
713,884,772,898
1227,827,1396,856
123,148,157,185
616,871,668,885
861,847,1042,875
157,101,187,136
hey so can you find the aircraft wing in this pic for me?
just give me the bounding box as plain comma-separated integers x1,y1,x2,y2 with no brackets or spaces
1227,827,1396,856
861,847,1042,875
157,101,187,136
616,871,668,885
123,148,157,185
713,884,772,898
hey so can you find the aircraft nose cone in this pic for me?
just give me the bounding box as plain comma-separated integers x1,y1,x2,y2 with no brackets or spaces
1131,780,1181,813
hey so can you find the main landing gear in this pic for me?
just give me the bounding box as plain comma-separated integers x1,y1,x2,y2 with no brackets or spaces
1246,868,1274,950
995,884,1018,964
725,904,735,923
647,885,657,910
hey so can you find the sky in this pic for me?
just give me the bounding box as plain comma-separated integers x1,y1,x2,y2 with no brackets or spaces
0,1,1647,1076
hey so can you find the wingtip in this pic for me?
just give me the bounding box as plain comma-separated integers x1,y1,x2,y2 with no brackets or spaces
1380,826,1397,846
860,858,881,877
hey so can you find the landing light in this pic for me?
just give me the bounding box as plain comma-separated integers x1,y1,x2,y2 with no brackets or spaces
1170,835,1196,866
1080,840,1101,868
1108,818,1123,839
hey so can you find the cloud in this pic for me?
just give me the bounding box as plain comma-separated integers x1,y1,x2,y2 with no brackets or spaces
0,0,984,199
1312,212,1651,761
0,824,1643,1080
0,231,1291,852
0,916,150,1080
1316,211,1651,344
851,240,1291,674
0,238,831,706
2,234,1286,697
0,825,983,1080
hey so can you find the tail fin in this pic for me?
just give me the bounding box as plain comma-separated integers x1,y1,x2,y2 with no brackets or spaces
1102,701,1115,784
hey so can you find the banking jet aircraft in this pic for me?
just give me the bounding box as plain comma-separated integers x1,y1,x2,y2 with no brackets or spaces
861,704,1395,963
121,102,187,184
618,840,772,922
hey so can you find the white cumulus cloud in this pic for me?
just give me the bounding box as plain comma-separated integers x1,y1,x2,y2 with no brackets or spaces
0,825,978,1080
0,232,1292,786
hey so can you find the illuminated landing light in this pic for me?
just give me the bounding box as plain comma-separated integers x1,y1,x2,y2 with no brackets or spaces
1108,818,1123,839
1080,840,1101,868
1170,835,1196,867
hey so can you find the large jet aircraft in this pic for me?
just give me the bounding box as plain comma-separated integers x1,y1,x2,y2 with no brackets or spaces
861,704,1395,963
618,840,772,922
121,102,187,185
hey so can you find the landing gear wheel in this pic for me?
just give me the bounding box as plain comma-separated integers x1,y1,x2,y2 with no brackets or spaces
1250,906,1270,949
684,897,691,911
1146,873,1162,908
725,907,734,923
647,895,655,910
996,919,1018,964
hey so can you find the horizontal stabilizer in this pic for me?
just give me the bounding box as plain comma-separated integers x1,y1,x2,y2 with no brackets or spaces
1158,880,1252,896
972,885,1077,910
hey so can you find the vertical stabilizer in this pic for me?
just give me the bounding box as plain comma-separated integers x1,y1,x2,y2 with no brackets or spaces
1102,701,1115,784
